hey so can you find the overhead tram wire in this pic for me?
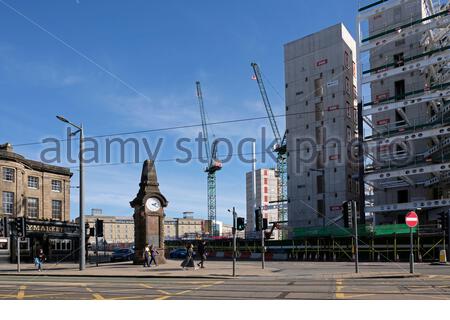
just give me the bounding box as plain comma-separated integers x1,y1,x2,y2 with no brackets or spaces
69,141,365,170
12,105,359,148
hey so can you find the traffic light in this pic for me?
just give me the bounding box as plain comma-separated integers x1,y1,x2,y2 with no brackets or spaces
0,217,7,237
95,219,104,237
236,217,245,231
262,218,268,230
255,209,262,231
85,223,91,239
15,217,26,238
342,201,352,228
439,212,449,232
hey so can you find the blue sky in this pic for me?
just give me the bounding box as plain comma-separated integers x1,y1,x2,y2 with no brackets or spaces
0,0,358,224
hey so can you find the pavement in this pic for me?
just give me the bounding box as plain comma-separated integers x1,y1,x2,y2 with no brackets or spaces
0,260,449,299
0,259,277,279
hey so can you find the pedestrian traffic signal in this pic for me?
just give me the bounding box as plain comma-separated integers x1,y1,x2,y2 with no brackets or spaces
255,208,262,231
95,219,104,237
236,217,245,231
15,217,26,237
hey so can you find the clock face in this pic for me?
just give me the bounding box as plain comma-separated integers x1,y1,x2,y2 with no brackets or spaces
146,197,161,212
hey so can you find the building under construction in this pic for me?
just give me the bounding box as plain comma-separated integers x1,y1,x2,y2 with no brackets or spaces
358,0,449,239
284,23,359,230
168,0,449,263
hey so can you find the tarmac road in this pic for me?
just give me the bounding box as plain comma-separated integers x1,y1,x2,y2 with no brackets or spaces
0,273,449,300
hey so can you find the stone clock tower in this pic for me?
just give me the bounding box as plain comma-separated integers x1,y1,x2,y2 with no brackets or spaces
130,160,168,264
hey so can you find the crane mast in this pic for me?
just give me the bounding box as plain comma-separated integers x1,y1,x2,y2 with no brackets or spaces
196,81,222,236
251,63,287,239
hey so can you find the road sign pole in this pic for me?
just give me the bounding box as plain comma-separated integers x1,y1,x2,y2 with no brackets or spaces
352,201,359,274
410,227,414,274
261,228,265,270
17,236,20,273
95,220,99,267
405,211,418,274
232,207,237,278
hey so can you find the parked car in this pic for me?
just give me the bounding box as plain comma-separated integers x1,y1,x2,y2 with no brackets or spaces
111,248,135,262
169,248,196,259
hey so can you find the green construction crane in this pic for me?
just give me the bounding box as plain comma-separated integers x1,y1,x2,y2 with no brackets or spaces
196,81,222,237
251,62,287,239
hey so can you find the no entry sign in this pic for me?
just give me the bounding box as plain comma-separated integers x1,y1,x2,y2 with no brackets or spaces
405,211,418,228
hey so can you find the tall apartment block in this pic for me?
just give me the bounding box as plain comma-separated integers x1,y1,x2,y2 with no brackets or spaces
245,168,280,239
357,0,450,225
284,24,359,229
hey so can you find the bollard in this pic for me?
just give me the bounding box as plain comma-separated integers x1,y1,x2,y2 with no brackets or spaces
440,250,447,264
377,253,381,262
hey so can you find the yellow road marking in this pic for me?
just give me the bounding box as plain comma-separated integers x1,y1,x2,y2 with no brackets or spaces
17,285,26,300
335,279,345,299
92,293,104,300
154,295,170,300
140,284,153,289
25,292,72,298
340,293,376,299
157,289,170,295
175,290,192,295
85,287,94,293
0,294,17,298
110,295,150,300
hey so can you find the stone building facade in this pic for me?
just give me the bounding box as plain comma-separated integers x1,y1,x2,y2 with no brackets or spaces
83,209,135,245
0,143,71,221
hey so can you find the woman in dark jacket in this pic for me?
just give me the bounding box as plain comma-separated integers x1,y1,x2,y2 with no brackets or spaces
180,243,196,270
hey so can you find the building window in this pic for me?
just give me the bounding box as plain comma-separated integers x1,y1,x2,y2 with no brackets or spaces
394,52,404,67
28,176,39,189
27,198,39,218
52,200,62,220
52,180,62,192
2,192,14,214
2,167,15,182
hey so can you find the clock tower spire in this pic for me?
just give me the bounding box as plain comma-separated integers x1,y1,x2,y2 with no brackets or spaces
130,160,168,264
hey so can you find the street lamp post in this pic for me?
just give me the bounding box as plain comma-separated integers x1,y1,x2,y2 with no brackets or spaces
228,207,237,277
56,116,85,271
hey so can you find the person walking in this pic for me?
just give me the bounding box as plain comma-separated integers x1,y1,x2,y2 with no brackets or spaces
197,240,207,268
181,243,196,270
148,245,159,267
143,244,150,267
35,249,46,272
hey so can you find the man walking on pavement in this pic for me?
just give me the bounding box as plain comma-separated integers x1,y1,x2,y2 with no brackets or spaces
143,244,150,267
197,240,207,268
